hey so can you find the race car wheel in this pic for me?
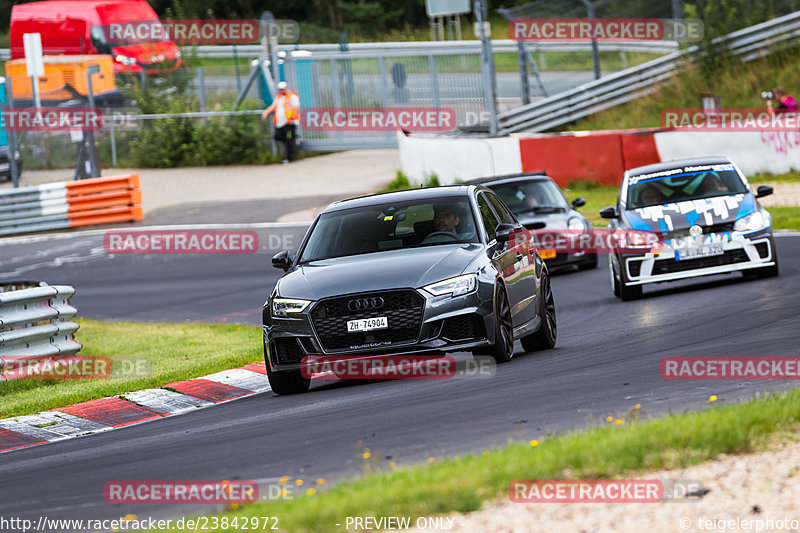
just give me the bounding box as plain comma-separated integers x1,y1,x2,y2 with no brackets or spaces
521,274,557,352
264,345,310,395
578,253,598,270
744,261,779,279
610,256,621,297
617,259,642,301
488,284,515,363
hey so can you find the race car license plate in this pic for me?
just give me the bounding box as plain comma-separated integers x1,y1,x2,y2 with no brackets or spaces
347,317,388,332
539,248,557,260
675,244,724,261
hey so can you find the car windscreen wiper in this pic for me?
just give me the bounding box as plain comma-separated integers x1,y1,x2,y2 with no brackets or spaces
520,206,565,214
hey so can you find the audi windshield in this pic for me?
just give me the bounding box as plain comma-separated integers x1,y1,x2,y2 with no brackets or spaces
298,197,479,263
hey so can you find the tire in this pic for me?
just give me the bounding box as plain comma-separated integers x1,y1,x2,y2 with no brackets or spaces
578,253,598,270
612,256,642,300
610,255,620,297
521,274,557,352
487,284,515,363
744,262,779,279
264,348,310,395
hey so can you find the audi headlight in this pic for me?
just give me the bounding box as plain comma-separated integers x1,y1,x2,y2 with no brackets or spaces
423,274,477,297
734,211,766,233
272,298,311,317
567,216,586,231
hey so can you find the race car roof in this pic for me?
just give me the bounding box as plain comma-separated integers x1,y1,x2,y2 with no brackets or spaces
627,156,733,177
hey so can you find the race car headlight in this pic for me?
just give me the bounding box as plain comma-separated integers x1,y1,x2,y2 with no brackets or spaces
734,211,766,233
114,55,137,66
272,298,311,317
568,216,586,231
423,274,477,297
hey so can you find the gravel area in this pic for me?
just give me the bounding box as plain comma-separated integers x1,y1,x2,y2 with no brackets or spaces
403,438,800,533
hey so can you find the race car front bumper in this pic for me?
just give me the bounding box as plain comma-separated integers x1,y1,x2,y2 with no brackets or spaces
620,229,776,286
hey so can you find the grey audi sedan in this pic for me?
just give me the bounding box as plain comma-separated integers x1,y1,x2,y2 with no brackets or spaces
263,185,557,394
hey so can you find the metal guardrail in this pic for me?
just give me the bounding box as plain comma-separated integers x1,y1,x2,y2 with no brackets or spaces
498,11,800,133
0,40,677,62
0,282,81,358
190,40,678,59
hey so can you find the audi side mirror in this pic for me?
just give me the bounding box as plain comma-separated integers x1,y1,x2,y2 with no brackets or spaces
272,250,292,271
755,185,773,198
494,223,520,244
572,197,586,209
599,206,619,219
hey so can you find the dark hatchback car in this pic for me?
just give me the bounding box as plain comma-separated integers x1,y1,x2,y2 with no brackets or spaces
263,185,557,394
465,172,597,271
601,156,778,300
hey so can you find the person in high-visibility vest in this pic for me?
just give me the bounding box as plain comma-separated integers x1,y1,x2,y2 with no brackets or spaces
262,81,301,164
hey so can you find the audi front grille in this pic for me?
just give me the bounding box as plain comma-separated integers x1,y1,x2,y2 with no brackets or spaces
309,290,424,353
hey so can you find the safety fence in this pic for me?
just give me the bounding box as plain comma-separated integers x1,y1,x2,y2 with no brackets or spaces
498,11,800,133
0,282,81,358
0,173,143,236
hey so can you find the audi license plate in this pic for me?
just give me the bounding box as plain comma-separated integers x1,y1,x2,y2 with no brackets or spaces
347,317,388,332
675,244,724,261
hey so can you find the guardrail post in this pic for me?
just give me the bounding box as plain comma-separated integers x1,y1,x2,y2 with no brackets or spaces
475,0,499,134
428,55,440,111
580,0,601,79
5,78,20,188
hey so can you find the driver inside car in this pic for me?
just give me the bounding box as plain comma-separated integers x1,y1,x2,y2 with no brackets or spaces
421,203,463,243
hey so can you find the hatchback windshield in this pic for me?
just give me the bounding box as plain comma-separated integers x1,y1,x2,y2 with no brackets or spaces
627,165,748,208
488,180,568,215
299,197,479,262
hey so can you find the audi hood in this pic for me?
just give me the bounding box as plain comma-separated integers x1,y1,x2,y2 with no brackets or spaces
275,244,483,301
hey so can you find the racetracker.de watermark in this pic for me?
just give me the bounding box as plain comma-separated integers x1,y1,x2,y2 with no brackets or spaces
300,354,496,380
104,230,259,254
1,107,102,131
509,18,703,42
104,480,258,504
511,228,663,254
300,107,456,132
0,355,150,380
95,19,259,44
509,479,706,503
661,357,800,380
662,109,800,132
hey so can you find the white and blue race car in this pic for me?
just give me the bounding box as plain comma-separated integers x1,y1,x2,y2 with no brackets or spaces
600,156,778,300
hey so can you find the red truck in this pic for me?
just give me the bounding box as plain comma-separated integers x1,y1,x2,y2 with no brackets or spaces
10,0,182,74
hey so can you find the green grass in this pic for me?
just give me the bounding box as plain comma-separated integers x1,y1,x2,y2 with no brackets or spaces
0,319,262,419
151,388,800,532
572,50,800,131
769,206,800,230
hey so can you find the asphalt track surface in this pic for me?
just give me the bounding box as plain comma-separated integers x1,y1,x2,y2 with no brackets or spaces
1,229,799,530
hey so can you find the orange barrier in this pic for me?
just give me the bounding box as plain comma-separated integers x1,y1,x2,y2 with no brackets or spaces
518,129,662,186
65,174,144,228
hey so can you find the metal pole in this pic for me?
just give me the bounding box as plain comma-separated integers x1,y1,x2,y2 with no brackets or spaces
30,76,41,108
86,65,101,178
198,66,207,112
499,7,531,105
429,55,440,111
475,0,499,134
233,45,242,94
581,0,601,80
110,114,117,166
5,79,20,188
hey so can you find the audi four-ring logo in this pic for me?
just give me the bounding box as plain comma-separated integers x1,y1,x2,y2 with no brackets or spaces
348,297,384,311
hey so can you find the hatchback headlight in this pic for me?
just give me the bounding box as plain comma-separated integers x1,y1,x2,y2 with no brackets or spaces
114,55,137,66
734,211,766,233
272,298,311,317
423,274,477,297
568,216,586,231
